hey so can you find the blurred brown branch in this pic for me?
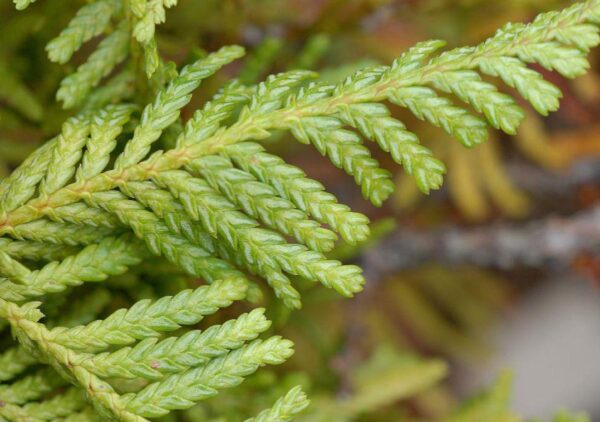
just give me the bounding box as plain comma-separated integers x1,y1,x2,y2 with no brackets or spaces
508,159,600,196
361,203,600,281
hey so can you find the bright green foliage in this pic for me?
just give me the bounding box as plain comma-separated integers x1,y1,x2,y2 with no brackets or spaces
338,102,445,194
39,115,91,196
131,0,177,78
0,138,57,215
2,0,600,420
57,26,130,108
192,155,338,252
290,114,395,206
45,0,119,64
77,104,137,180
87,308,271,380
0,234,146,302
223,142,371,244
9,219,115,246
49,278,246,351
0,281,289,420
121,336,294,417
247,386,310,422
0,237,78,262
132,0,178,45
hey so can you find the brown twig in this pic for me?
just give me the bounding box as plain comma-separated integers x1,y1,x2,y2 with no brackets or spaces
360,204,600,282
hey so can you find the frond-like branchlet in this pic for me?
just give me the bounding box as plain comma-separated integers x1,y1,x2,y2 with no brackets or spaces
48,277,248,352
9,219,115,246
1,282,292,420
0,138,57,216
158,170,364,298
0,234,146,302
88,190,247,284
290,114,395,206
38,115,91,197
121,337,294,418
86,308,271,380
132,0,178,45
114,45,245,169
338,102,445,194
222,142,371,244
46,0,119,64
246,386,310,422
57,25,130,109
0,249,30,284
77,104,138,180
190,155,338,253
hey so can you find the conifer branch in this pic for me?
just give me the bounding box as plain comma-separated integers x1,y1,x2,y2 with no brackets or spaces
9,219,116,246
246,386,310,422
46,0,119,64
4,0,599,235
0,284,290,421
191,155,338,253
0,234,146,302
3,2,600,419
132,0,178,45
114,45,245,169
57,26,130,109
121,337,294,417
48,277,248,352
222,142,371,244
86,308,271,380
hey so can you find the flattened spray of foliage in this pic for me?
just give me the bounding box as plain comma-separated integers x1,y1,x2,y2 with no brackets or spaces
1,0,599,420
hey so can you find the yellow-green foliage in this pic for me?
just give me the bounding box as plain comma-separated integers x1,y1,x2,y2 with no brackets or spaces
1,0,599,420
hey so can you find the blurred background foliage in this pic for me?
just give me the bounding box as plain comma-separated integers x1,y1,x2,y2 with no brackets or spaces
1,0,599,420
